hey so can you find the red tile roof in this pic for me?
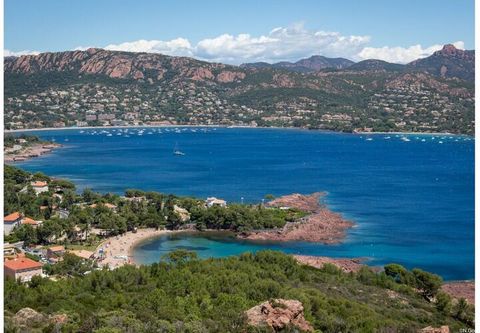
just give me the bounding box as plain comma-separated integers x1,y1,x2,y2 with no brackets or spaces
4,212,22,223
31,181,48,187
4,257,42,271
22,217,40,225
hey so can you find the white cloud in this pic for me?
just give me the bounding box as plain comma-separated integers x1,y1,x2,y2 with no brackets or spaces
4,49,40,57
5,25,465,65
104,38,194,57
195,24,370,64
96,23,371,64
357,41,465,64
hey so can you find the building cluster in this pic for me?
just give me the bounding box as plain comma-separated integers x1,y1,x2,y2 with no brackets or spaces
367,86,475,132
3,244,95,282
4,83,263,129
4,79,474,133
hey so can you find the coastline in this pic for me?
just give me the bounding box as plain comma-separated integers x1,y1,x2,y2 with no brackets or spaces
4,125,471,137
4,142,62,163
240,193,354,244
95,228,178,269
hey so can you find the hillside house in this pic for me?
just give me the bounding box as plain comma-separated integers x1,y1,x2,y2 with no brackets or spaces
4,257,43,282
4,212,22,235
205,197,227,208
31,181,49,195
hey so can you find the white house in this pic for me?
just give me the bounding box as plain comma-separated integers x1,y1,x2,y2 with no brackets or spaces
4,212,22,235
4,258,43,282
205,197,227,208
31,181,49,195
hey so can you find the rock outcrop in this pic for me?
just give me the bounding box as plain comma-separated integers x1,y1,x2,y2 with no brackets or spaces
245,299,313,332
12,307,45,327
294,255,364,273
242,193,353,244
407,44,474,81
419,326,450,333
441,281,475,304
4,48,246,84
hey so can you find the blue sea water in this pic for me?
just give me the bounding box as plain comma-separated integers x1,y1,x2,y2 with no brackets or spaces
15,127,474,280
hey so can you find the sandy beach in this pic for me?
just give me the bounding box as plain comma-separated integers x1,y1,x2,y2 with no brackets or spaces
94,228,174,269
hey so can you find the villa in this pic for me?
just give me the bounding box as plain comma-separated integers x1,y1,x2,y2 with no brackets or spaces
4,257,43,282
31,181,49,195
4,212,23,235
21,216,43,228
205,197,227,208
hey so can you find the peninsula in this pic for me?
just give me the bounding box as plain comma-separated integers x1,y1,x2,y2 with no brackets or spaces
241,192,353,243
4,134,61,163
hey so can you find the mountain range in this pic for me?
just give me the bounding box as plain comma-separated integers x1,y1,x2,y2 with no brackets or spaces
4,44,475,134
240,45,474,81
240,55,355,72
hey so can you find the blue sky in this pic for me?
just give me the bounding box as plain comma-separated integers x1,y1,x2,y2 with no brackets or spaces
4,0,475,64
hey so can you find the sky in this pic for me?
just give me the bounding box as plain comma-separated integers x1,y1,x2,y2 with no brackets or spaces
4,0,475,64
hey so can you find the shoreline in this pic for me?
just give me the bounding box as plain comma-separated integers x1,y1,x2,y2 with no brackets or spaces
94,228,177,269
4,142,62,163
240,193,354,244
4,125,472,137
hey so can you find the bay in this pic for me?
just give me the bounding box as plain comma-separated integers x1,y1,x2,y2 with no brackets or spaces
15,127,474,280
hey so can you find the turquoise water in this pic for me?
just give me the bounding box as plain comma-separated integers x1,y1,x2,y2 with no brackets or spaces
16,127,474,280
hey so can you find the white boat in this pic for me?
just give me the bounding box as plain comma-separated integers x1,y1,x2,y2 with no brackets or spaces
173,142,185,156
400,137,410,142
366,138,373,141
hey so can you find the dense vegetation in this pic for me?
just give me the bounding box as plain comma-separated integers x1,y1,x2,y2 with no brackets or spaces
4,133,42,148
4,165,304,247
4,251,474,332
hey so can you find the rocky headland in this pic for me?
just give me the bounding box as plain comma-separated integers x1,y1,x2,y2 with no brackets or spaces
240,192,353,243
4,142,61,163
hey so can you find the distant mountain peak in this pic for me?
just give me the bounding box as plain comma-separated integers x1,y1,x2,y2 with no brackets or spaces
241,55,354,72
433,44,466,57
407,44,474,81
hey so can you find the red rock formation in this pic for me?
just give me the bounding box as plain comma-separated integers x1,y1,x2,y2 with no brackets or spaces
294,255,364,273
441,281,475,304
216,70,246,83
266,192,325,212
245,299,313,332
243,192,353,244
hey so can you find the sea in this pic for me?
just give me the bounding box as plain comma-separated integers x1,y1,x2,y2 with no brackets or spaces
14,127,474,280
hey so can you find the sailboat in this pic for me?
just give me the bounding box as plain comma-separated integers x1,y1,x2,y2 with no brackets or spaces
173,142,185,156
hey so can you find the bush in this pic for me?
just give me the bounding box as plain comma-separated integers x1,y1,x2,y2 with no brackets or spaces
412,268,442,300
